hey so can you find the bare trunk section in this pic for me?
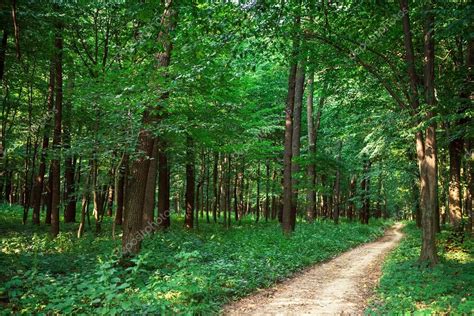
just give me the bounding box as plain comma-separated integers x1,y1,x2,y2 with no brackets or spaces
184,135,195,229
281,10,301,234
158,142,170,228
31,62,54,225
306,71,316,221
64,73,75,223
50,14,63,238
142,140,158,227
400,0,438,265
290,59,305,229
212,151,218,223
333,142,342,224
419,3,439,264
448,136,463,230
114,154,127,226
282,60,297,234
122,0,175,257
348,176,356,221
0,28,7,81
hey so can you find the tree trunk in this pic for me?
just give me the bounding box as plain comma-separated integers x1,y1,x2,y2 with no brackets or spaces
419,2,439,264
158,143,170,228
31,62,55,225
184,135,195,229
333,142,342,224
92,160,104,233
122,0,175,257
50,16,63,238
265,160,270,221
226,155,232,228
0,28,7,81
256,162,261,222
306,71,316,221
400,0,438,265
466,140,473,233
142,140,158,227
212,151,218,223
63,74,75,223
360,159,371,224
122,128,154,255
290,59,305,228
448,136,463,230
114,154,127,226
348,176,356,221
281,10,301,234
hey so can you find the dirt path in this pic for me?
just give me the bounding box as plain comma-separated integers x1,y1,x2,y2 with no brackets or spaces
223,223,404,315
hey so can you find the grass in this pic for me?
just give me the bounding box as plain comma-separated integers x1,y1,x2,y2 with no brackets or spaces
367,222,474,314
0,203,391,314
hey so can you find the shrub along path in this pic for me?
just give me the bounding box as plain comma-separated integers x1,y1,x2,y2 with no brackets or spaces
224,223,403,315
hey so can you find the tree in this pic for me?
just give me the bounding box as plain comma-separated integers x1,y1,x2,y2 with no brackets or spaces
50,7,63,237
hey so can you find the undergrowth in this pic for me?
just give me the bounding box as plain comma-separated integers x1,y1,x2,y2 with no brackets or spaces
367,222,474,314
0,204,391,314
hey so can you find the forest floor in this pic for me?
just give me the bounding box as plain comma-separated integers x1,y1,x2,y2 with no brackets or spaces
224,223,403,315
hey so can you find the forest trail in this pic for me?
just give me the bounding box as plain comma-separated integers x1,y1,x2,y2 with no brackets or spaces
223,223,404,315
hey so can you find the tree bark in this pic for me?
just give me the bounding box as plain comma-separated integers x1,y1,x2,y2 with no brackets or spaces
212,151,218,223
50,15,63,238
256,162,261,222
63,73,75,223
333,142,342,224
306,71,316,221
290,59,305,229
184,135,194,229
31,62,54,225
0,28,7,81
142,140,158,227
448,135,463,230
400,0,438,265
348,176,356,221
157,143,170,228
114,154,127,226
122,0,175,257
282,10,301,234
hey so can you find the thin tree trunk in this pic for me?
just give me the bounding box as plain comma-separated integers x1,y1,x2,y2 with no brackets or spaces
306,71,316,221
333,142,342,224
282,31,299,234
114,154,127,226
290,58,305,229
184,135,194,229
31,62,54,225
256,162,261,222
448,136,463,230
226,155,232,227
64,73,75,223
78,162,92,238
50,15,63,238
0,28,7,81
265,160,270,222
142,140,158,227
212,151,218,223
158,142,170,228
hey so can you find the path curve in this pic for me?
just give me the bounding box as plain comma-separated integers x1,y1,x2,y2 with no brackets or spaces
223,223,403,315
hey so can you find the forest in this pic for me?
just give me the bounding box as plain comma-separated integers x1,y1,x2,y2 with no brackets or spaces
0,0,473,314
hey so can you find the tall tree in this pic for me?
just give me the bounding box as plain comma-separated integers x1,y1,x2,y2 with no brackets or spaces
50,8,63,237
122,0,175,256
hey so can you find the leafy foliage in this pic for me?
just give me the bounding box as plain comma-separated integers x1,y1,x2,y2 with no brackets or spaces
0,205,391,314
368,223,474,314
